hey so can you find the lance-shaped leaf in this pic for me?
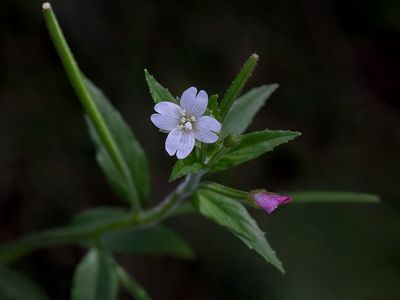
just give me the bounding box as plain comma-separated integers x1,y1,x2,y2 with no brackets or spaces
170,152,204,182
71,209,194,258
212,130,301,172
221,84,279,138
86,79,150,205
0,207,131,265
144,69,177,103
101,225,194,259
0,267,50,300
0,226,99,265
193,188,284,273
71,248,118,300
220,54,259,118
117,267,153,300
290,191,380,203
70,206,130,228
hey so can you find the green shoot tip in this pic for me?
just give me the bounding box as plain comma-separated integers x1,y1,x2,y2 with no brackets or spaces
42,2,51,10
251,53,259,60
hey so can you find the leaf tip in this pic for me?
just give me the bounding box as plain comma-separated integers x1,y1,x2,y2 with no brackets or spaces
181,247,196,260
279,265,286,274
144,69,154,83
371,195,380,203
271,83,280,90
293,131,302,137
285,130,302,140
272,256,285,274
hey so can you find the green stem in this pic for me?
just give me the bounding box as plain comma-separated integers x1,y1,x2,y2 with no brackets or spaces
200,143,207,163
0,172,203,265
205,144,229,166
205,134,240,167
42,3,140,211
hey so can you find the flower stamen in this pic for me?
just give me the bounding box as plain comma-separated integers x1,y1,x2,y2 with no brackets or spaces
184,122,193,131
178,110,197,132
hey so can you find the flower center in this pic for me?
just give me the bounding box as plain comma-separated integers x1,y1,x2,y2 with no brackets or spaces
178,110,196,131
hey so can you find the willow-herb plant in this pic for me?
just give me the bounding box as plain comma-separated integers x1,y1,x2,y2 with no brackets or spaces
0,3,380,300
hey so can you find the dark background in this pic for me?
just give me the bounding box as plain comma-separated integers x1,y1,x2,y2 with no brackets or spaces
1,0,400,299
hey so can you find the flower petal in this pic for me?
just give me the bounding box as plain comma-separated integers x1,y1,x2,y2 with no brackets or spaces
192,90,208,117
259,199,279,214
181,87,208,118
165,128,182,156
154,102,182,118
193,116,220,143
193,129,219,144
176,132,195,159
253,192,292,214
196,116,221,132
151,113,179,131
180,87,197,112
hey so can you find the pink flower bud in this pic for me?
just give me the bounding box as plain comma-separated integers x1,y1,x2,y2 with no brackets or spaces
253,191,292,214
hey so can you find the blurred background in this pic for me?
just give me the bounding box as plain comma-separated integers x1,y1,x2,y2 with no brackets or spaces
1,0,400,299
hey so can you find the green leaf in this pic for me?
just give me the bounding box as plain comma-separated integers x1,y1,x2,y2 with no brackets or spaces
71,248,118,300
221,84,279,138
69,207,132,248
220,54,259,118
0,207,132,265
193,189,284,273
85,79,150,205
0,267,50,300
212,130,301,172
101,225,194,259
170,152,204,182
144,69,177,103
290,191,380,203
0,208,132,265
208,94,221,120
116,267,153,300
70,206,130,228
0,226,98,265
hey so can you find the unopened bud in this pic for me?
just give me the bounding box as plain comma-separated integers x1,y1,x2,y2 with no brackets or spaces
223,134,241,149
251,190,292,214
